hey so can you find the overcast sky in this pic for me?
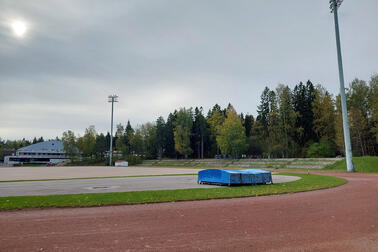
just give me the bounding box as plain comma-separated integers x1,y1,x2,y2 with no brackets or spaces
0,0,377,140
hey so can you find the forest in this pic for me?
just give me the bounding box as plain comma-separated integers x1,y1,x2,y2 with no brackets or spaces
1,74,377,163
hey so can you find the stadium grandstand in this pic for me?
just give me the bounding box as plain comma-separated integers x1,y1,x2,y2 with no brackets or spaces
4,140,69,166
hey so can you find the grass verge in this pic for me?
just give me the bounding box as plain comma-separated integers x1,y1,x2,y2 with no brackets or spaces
324,156,378,173
0,173,346,211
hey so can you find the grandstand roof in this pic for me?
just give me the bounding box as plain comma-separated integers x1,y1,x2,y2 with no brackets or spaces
18,140,64,152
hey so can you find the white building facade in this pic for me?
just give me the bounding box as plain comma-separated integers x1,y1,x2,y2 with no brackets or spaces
4,140,69,165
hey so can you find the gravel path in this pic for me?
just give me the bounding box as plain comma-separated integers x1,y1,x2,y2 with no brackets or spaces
0,175,299,196
0,172,377,251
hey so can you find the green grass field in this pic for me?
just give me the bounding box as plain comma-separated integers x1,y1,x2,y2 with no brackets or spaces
324,156,378,173
0,173,346,211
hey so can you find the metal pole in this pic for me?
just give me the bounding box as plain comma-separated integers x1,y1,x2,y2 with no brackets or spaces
108,95,118,166
331,0,355,172
109,97,114,166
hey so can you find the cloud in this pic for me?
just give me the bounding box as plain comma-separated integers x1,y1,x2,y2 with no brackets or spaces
0,0,377,139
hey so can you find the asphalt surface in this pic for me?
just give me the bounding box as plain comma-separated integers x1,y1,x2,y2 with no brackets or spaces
0,175,299,196
1,172,377,251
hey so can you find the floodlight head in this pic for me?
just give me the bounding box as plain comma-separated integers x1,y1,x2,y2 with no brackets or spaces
330,0,344,13
108,95,119,103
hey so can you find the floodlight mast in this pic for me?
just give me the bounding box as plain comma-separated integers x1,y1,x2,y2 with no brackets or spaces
330,0,355,172
108,95,118,166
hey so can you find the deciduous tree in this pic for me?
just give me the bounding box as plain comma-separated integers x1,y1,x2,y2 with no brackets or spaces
62,130,77,160
174,108,193,158
216,107,247,157
312,86,336,142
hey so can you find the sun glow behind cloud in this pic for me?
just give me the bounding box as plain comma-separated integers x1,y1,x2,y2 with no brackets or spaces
10,20,27,37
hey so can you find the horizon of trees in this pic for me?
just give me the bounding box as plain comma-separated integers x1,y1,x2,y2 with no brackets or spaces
1,74,377,161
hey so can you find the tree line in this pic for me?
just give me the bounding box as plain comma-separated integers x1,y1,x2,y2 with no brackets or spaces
0,137,45,160
1,74,377,163
60,74,378,161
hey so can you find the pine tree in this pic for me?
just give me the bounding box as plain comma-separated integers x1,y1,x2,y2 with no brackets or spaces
94,133,106,160
293,81,316,155
256,87,270,135
267,90,281,158
244,114,254,138
105,132,111,151
192,107,207,159
140,122,158,159
123,120,134,154
156,116,166,158
276,84,296,157
249,120,264,156
165,111,177,158
255,87,271,157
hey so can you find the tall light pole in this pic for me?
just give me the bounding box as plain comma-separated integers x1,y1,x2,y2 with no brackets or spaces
108,95,118,166
330,0,355,172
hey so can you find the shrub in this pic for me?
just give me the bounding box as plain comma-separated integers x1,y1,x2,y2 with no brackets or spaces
67,158,106,166
125,155,143,165
306,141,336,158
